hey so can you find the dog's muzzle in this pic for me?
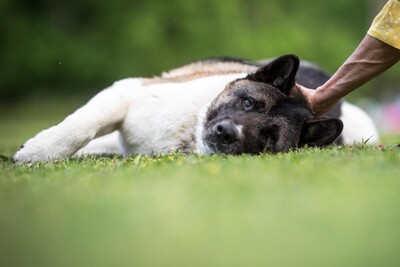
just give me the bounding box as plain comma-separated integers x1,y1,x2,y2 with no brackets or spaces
213,119,238,145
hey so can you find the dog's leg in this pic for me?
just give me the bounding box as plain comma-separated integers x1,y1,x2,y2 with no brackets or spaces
74,131,123,157
14,79,138,163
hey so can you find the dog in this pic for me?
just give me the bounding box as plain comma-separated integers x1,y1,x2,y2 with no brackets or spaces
13,54,378,163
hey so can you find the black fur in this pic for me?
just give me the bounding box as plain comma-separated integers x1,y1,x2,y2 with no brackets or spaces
201,55,344,155
247,55,300,95
201,56,343,144
200,56,341,116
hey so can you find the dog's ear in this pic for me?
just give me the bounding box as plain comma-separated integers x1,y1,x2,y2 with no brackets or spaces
298,118,343,147
248,54,300,95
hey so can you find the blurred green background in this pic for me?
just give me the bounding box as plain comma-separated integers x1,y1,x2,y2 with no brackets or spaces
1,0,399,102
1,2,400,267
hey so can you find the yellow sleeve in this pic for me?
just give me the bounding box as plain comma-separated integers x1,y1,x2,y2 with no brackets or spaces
367,0,400,49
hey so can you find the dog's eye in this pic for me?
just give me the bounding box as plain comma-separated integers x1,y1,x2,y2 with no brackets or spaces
242,99,254,111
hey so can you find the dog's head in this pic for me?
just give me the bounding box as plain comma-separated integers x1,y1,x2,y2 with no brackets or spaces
201,54,343,154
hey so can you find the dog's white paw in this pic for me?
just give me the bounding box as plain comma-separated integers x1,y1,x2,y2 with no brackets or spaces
13,127,85,164
13,143,52,164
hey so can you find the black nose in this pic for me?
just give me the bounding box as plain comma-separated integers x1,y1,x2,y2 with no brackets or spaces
214,120,238,144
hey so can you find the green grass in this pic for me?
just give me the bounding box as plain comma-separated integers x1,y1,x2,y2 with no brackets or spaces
1,99,400,267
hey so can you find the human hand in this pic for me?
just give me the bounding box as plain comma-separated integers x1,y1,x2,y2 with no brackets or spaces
296,84,339,116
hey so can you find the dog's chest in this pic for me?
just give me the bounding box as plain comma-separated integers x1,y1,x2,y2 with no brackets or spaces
118,74,245,155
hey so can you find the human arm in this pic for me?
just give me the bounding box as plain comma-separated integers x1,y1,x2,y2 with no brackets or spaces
298,34,400,116
298,0,400,116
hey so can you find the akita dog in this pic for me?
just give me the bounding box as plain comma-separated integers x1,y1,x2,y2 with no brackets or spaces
14,55,378,163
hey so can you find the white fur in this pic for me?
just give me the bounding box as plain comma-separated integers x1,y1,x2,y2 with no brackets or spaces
75,131,123,156
339,101,379,145
195,103,212,154
14,80,134,163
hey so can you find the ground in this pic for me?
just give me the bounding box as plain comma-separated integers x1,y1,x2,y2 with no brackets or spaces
1,97,400,267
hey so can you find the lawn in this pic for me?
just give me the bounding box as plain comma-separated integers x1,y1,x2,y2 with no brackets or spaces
1,98,400,267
